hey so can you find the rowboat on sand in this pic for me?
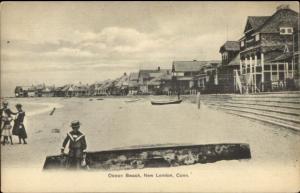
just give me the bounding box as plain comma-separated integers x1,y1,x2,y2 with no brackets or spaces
151,99,182,105
125,98,142,103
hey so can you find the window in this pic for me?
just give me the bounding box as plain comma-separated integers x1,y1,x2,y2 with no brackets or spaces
255,34,260,41
222,52,228,61
176,72,184,77
279,64,284,70
280,28,286,34
241,41,244,47
257,52,261,59
187,72,192,76
256,66,262,72
280,27,293,35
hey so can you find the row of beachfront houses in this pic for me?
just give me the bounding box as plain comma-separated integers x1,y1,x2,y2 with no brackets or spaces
14,61,220,97
15,5,300,97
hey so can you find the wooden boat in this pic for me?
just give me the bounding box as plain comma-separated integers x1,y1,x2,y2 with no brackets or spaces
151,99,182,105
43,143,251,170
125,98,142,103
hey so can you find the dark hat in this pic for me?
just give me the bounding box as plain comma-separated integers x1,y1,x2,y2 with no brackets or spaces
16,103,22,108
70,120,81,128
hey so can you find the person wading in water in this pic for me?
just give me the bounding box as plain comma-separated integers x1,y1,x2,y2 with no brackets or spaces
61,120,87,169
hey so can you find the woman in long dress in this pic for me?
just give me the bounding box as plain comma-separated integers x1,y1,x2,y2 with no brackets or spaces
12,104,27,144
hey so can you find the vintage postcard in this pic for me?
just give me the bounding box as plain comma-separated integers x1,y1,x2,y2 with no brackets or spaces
1,1,299,192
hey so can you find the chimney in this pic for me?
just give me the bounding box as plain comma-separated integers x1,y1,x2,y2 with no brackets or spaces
172,64,175,72
276,4,290,11
157,66,160,71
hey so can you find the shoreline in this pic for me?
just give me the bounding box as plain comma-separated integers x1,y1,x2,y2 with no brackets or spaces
3,90,300,100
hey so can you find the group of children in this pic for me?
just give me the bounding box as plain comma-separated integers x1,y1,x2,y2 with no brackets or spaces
1,100,88,169
1,101,27,145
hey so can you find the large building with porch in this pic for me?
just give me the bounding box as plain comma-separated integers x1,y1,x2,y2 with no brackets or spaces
128,72,139,95
236,5,299,93
111,73,129,96
138,67,171,95
172,60,221,94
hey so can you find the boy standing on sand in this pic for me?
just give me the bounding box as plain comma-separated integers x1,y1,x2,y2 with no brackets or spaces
61,120,87,169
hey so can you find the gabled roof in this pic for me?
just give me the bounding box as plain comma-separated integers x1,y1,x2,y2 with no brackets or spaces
244,16,270,33
98,80,113,90
129,72,139,81
27,86,36,91
138,68,172,85
149,70,170,78
94,79,110,88
139,70,156,79
161,73,172,80
219,41,240,53
128,81,139,88
43,87,54,92
61,84,71,92
138,69,170,79
147,77,161,86
173,60,207,72
72,83,89,91
101,79,112,84
271,52,293,62
173,60,221,72
243,7,298,34
257,8,298,33
114,74,129,88
20,86,32,90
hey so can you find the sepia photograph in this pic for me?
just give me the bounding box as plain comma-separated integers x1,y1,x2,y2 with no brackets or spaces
1,1,300,192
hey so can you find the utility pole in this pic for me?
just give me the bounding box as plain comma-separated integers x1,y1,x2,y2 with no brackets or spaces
226,23,228,41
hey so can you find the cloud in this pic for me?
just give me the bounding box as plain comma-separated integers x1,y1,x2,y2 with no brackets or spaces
2,22,232,82
45,47,95,58
2,27,172,71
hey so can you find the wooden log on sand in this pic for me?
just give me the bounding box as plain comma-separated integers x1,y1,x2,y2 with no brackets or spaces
43,143,251,170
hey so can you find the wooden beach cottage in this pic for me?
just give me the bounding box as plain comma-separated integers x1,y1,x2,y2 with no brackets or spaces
235,5,299,93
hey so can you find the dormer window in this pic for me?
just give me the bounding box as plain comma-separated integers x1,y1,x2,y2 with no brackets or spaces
255,34,260,41
280,27,293,35
241,41,244,47
222,52,228,61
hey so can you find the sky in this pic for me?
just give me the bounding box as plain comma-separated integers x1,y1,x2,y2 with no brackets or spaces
1,1,299,96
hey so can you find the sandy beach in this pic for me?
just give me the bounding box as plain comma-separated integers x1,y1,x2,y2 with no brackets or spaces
1,96,300,192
